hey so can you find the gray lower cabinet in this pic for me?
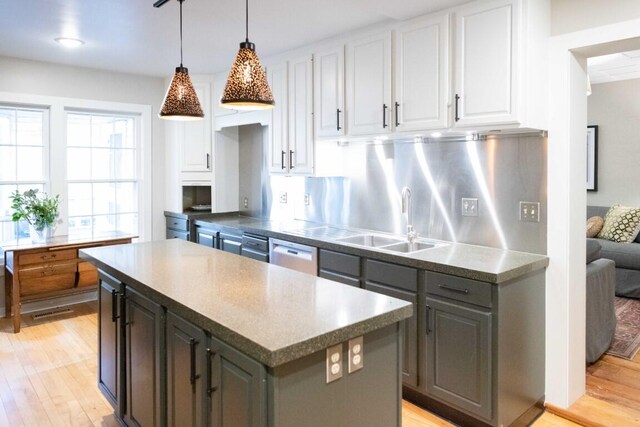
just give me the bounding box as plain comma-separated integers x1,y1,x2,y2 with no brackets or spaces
195,224,219,248
166,214,190,241
365,259,419,389
98,272,124,418
241,234,269,263
425,296,492,421
124,287,163,427
319,249,361,287
219,231,242,255
166,312,208,427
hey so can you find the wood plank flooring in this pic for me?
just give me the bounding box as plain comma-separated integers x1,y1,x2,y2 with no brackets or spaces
0,301,635,426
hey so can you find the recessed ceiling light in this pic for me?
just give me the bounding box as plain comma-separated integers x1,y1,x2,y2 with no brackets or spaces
54,37,85,48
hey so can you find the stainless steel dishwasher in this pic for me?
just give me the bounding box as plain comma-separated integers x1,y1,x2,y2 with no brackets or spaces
269,238,318,275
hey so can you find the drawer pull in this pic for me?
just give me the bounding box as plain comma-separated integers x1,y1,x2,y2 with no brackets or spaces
41,254,57,260
438,284,469,294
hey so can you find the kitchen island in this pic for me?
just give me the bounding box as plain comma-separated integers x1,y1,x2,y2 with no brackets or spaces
80,239,412,427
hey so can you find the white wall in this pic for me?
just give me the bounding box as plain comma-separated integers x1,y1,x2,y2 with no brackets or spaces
587,79,640,207
551,0,640,35
0,56,166,241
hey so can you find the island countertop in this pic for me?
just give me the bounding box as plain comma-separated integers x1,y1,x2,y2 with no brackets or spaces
80,239,413,367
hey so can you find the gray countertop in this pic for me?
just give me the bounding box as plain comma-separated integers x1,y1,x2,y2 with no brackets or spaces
189,213,549,283
80,239,413,368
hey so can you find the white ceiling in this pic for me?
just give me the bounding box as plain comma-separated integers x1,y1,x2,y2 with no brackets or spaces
588,49,640,84
0,0,470,78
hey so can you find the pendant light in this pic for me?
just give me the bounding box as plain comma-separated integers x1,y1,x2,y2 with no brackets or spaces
220,0,274,110
157,0,204,121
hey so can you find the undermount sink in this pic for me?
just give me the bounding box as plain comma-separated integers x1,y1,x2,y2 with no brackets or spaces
380,241,437,253
336,234,404,247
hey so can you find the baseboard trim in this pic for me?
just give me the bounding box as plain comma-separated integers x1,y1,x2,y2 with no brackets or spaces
0,291,97,318
545,402,609,427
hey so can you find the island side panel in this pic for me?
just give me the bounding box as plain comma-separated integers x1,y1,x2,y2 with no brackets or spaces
268,323,402,427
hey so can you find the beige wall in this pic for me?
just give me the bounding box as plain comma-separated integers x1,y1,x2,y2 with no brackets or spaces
587,78,640,207
0,56,166,240
551,0,640,35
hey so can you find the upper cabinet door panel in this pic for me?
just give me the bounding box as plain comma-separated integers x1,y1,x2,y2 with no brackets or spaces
454,0,519,127
314,46,345,137
288,54,314,174
395,14,450,131
180,83,212,172
347,31,392,136
268,62,288,173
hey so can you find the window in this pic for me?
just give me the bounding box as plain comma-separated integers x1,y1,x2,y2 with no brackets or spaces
66,112,139,236
0,106,48,242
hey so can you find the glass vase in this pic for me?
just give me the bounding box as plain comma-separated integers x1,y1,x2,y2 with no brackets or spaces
29,224,55,243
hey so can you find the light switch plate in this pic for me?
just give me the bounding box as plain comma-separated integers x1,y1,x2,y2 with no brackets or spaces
279,192,287,204
520,201,540,222
348,336,364,373
462,198,478,217
326,344,343,383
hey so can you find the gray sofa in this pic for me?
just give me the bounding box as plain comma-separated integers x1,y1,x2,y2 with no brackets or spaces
586,239,617,363
588,205,640,298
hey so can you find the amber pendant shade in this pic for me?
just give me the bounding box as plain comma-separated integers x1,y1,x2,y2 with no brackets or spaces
159,66,204,121
220,42,274,110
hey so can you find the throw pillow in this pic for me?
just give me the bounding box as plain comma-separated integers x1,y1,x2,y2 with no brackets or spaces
597,204,640,243
586,216,604,238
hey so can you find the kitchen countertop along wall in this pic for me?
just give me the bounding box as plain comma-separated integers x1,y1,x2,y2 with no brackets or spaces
174,211,549,283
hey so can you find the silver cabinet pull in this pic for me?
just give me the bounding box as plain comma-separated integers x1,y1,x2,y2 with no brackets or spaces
438,284,469,294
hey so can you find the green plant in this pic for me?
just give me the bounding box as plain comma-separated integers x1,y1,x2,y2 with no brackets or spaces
10,189,60,231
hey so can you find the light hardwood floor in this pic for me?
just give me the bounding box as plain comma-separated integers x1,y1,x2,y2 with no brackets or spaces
0,301,634,426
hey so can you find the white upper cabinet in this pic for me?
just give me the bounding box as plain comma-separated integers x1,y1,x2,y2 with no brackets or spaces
347,31,393,136
179,82,212,172
288,54,314,174
394,14,450,132
451,0,547,130
268,62,288,173
314,46,345,137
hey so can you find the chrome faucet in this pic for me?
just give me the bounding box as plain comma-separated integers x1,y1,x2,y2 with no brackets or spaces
401,187,417,243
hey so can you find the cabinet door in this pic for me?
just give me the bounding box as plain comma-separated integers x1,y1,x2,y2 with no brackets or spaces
288,55,314,175
209,336,267,427
268,62,288,173
426,297,492,421
364,281,419,388
346,31,392,135
196,227,218,248
124,288,163,427
98,272,124,416
314,46,345,137
395,14,449,131
454,0,519,127
179,82,213,171
166,312,208,427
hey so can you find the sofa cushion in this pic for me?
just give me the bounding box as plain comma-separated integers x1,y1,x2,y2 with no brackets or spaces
587,216,604,238
596,238,640,270
587,239,602,264
597,204,640,243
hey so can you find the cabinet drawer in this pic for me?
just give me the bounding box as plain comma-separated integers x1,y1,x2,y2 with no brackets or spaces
242,248,269,262
365,259,418,292
242,234,268,253
426,271,492,308
21,273,76,297
78,261,99,287
320,270,361,288
19,261,77,279
320,249,360,277
166,229,190,240
165,217,188,231
20,248,77,266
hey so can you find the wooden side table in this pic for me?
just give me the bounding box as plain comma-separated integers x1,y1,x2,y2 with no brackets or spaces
3,233,135,333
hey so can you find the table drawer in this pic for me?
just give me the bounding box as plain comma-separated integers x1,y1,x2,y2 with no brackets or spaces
78,261,99,287
426,271,492,308
21,273,76,297
20,248,77,266
19,261,77,279
166,217,188,231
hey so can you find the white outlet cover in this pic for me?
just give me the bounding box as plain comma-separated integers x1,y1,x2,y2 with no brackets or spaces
326,344,343,383
348,336,364,373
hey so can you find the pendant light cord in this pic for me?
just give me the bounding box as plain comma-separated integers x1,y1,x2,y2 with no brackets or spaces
245,0,249,43
179,0,184,66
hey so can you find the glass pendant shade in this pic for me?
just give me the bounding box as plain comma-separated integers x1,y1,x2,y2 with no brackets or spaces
159,66,204,120
220,42,274,110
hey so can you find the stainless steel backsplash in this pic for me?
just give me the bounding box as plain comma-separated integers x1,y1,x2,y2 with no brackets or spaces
238,126,547,254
